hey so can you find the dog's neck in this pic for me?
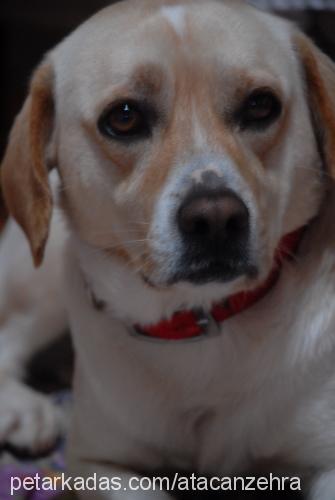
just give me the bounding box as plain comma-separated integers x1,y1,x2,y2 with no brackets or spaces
71,227,304,330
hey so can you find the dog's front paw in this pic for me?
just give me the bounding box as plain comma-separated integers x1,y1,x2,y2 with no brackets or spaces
308,470,335,500
0,378,64,455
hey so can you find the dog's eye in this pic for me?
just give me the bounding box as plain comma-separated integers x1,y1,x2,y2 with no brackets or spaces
98,101,150,140
238,90,282,130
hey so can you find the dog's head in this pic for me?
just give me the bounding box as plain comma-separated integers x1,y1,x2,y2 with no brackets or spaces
2,0,335,301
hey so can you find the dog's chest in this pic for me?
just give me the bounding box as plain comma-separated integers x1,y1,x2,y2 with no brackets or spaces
67,245,335,473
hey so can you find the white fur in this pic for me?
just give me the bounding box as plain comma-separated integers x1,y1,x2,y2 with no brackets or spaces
308,472,335,500
161,5,187,38
1,1,335,499
0,379,64,453
191,164,225,184
66,201,335,497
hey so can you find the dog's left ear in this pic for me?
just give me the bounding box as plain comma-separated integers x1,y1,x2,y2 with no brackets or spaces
294,32,335,176
1,60,54,267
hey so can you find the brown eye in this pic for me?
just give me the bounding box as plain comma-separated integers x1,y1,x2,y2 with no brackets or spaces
98,101,151,140
237,90,282,130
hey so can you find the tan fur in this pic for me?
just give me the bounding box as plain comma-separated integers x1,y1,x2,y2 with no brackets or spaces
294,33,335,175
1,62,54,266
132,63,164,96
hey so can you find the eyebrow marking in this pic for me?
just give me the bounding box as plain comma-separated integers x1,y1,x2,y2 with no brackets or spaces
132,63,163,95
161,5,186,38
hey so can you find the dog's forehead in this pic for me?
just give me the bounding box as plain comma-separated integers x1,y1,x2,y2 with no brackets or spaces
53,0,293,106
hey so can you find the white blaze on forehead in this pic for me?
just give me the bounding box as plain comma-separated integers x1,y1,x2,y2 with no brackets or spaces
161,5,187,38
192,102,208,149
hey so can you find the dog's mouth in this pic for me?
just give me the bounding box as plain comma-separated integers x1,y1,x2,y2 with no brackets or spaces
140,226,304,293
141,256,258,288
169,258,258,285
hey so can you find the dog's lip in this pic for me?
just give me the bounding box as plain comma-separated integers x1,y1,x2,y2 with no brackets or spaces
170,261,257,285
142,260,258,287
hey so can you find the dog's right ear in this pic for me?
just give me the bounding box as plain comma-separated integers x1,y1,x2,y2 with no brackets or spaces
1,60,54,267
293,32,335,177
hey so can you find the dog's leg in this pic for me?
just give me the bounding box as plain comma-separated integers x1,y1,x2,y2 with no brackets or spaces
308,471,335,500
70,461,176,500
0,306,67,453
0,217,67,454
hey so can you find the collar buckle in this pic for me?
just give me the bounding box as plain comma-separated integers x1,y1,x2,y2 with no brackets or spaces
193,309,221,339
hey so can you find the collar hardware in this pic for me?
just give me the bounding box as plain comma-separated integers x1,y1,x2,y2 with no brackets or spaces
131,308,220,343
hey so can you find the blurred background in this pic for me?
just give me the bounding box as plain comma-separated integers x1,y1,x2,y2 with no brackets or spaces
1,0,335,161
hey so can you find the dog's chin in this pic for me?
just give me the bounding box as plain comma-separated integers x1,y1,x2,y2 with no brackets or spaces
141,260,259,290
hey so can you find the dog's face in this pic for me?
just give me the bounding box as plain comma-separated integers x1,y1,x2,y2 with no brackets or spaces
2,0,335,300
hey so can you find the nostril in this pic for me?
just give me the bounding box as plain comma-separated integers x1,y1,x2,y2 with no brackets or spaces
225,212,248,239
192,216,210,236
179,211,211,237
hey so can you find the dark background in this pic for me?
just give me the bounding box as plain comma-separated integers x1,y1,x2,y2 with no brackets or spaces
0,0,114,157
1,1,335,160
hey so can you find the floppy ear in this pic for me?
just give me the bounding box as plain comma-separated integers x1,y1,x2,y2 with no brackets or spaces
294,32,335,176
0,178,8,231
1,60,54,267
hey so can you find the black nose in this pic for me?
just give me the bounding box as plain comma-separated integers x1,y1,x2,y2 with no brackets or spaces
177,189,249,250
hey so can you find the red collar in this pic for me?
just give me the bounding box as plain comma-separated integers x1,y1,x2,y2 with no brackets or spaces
134,227,304,341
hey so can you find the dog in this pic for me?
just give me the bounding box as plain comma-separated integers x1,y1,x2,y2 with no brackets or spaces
1,0,335,498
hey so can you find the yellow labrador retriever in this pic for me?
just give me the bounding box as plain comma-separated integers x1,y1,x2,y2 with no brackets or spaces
1,0,335,498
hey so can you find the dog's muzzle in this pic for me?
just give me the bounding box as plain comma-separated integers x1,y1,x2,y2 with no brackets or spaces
173,187,253,284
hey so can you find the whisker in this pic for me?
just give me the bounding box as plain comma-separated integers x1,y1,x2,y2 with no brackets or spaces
82,239,154,259
123,239,152,244
294,165,331,179
88,229,145,237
